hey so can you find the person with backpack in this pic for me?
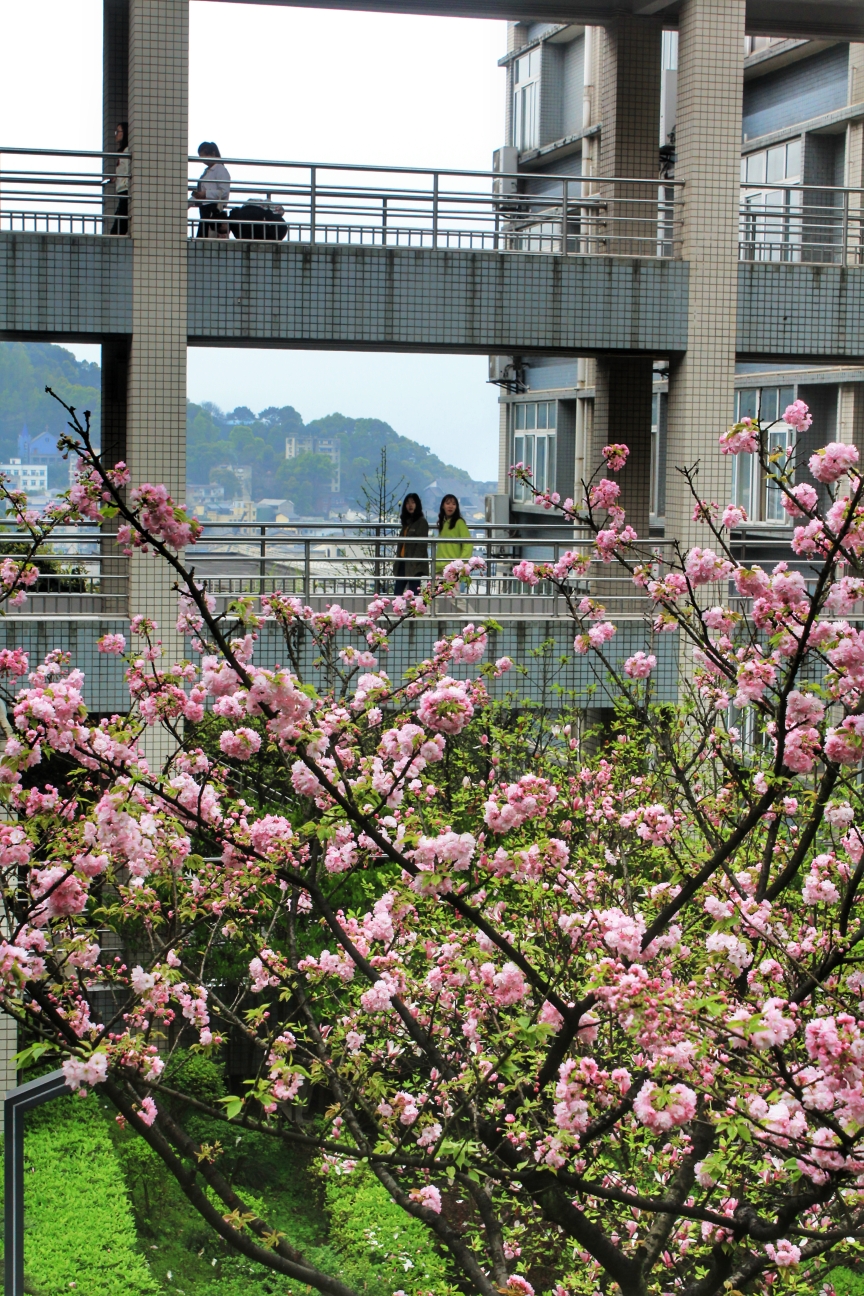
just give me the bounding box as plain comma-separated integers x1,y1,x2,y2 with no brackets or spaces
190,142,230,239
393,493,428,596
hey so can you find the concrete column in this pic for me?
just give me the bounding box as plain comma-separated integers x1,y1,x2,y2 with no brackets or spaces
103,0,129,153
128,0,188,757
665,0,744,548
848,45,864,265
590,18,661,538
839,383,864,458
128,0,188,592
593,357,654,541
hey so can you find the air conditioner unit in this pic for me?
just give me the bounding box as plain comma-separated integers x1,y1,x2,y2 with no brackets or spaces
489,355,514,383
485,493,511,525
492,147,519,197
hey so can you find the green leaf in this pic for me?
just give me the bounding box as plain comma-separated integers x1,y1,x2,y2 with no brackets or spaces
13,1041,55,1069
217,1094,244,1119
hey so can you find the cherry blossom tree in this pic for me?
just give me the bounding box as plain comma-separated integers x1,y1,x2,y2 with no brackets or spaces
1,389,864,1295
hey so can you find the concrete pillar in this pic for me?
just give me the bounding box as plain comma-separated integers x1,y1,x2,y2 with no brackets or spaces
665,0,744,549
593,357,654,541
590,18,661,538
103,0,129,153
847,45,864,265
128,0,189,757
839,383,864,459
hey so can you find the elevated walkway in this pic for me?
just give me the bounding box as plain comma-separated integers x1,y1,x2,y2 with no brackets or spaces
3,232,864,362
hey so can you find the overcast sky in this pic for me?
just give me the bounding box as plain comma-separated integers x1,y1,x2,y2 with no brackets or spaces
1,1,507,479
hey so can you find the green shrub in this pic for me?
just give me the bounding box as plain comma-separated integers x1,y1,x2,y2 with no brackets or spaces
11,1091,160,1296
323,1164,457,1296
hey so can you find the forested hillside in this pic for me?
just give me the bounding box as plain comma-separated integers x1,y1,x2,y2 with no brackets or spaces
1,343,492,514
0,342,101,458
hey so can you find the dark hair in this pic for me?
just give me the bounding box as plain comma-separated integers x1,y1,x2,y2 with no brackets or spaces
198,141,221,158
400,493,423,529
117,122,128,151
438,494,462,532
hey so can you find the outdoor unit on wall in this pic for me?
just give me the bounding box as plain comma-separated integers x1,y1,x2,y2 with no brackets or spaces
492,147,519,197
485,493,511,525
488,355,526,394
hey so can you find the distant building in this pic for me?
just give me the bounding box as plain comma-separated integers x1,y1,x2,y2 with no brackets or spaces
285,434,341,493
18,425,67,468
0,459,48,493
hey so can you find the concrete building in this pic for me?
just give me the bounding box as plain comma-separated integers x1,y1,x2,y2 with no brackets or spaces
285,433,341,493
0,460,48,495
492,23,864,542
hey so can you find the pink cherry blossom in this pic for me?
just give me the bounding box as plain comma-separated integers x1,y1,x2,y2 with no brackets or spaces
809,442,860,484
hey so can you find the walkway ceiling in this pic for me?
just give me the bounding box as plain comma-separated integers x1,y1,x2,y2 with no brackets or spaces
215,0,864,40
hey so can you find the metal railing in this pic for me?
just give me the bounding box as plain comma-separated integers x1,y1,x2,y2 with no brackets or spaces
0,524,127,616
0,520,843,623
739,182,864,266
189,523,672,619
0,146,127,236
185,155,684,257
0,147,684,258
4,147,864,268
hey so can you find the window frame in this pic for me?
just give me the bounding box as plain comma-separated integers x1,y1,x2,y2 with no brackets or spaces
511,401,557,502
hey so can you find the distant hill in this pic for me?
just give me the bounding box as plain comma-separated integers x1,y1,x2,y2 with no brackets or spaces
0,343,493,516
0,343,101,459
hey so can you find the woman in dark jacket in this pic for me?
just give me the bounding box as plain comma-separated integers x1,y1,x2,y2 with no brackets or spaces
394,493,428,596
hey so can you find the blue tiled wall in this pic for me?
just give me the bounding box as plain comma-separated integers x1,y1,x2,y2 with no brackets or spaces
743,44,848,141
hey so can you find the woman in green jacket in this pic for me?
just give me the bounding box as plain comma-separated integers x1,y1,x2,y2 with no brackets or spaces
435,494,473,576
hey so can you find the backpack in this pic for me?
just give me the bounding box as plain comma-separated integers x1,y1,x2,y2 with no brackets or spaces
228,204,288,241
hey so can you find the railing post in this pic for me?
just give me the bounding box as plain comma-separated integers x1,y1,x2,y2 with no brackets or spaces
382,196,387,246
5,1071,72,1296
259,524,266,595
310,166,316,245
304,538,311,600
842,187,850,266
432,173,439,249
561,180,568,255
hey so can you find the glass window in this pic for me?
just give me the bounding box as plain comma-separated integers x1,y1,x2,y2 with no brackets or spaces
511,403,557,500
513,49,540,152
766,145,785,184
732,386,797,523
785,139,801,181
761,388,778,423
535,437,546,491
746,152,766,185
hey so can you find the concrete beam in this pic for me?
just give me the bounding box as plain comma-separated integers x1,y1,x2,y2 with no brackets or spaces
208,0,864,41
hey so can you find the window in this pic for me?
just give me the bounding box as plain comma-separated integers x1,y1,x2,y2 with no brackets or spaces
513,48,540,153
730,386,795,523
740,140,802,262
512,401,557,502
650,392,662,519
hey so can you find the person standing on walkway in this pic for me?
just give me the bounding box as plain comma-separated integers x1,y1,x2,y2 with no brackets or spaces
190,142,230,239
108,121,129,235
393,493,428,596
435,494,472,577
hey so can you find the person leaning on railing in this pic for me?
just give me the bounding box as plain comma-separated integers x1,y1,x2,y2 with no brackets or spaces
108,122,129,235
435,494,472,578
190,142,230,239
393,493,428,596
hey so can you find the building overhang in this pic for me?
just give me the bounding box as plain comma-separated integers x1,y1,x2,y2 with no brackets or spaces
211,0,864,41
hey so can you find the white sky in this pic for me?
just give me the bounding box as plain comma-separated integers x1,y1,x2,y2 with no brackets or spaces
0,1,507,480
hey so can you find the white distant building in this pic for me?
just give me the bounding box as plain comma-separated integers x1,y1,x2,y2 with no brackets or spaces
0,460,48,493
285,435,341,493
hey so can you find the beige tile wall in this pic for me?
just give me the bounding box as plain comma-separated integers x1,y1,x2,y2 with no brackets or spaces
665,0,745,550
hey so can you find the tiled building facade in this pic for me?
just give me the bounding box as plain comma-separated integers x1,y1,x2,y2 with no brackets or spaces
492,23,864,545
